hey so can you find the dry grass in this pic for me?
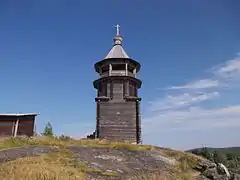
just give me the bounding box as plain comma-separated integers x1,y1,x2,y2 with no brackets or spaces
133,170,196,180
0,148,86,180
130,147,202,180
0,137,153,179
156,147,205,170
0,148,119,180
133,171,173,180
147,147,205,180
0,136,152,151
0,137,204,180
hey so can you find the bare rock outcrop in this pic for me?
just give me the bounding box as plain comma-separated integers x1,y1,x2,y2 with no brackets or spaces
195,160,240,180
0,146,55,163
0,145,239,180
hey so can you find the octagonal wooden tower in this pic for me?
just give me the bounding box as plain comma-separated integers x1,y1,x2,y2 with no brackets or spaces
93,25,142,144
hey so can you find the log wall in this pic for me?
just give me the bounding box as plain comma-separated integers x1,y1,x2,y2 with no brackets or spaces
94,58,142,144
97,100,138,142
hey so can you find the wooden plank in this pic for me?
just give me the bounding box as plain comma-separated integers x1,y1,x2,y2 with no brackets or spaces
94,75,141,143
0,120,14,137
0,116,35,137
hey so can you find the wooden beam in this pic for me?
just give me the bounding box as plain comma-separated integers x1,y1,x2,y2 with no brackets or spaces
96,101,100,138
34,124,37,136
136,100,142,144
11,120,15,136
109,64,112,76
125,63,128,76
13,118,19,137
133,68,136,78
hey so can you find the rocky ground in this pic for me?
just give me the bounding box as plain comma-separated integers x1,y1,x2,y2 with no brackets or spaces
0,144,239,180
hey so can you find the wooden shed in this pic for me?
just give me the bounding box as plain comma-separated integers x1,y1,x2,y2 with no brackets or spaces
0,113,38,137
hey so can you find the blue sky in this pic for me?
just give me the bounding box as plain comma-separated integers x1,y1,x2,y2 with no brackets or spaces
0,0,240,150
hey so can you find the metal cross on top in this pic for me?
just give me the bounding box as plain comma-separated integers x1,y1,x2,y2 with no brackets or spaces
115,24,120,36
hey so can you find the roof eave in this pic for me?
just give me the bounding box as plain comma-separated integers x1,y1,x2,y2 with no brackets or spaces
0,113,39,117
94,58,141,72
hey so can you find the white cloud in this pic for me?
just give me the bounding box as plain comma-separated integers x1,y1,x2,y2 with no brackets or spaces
169,79,219,90
167,55,240,91
148,92,219,112
143,106,240,133
144,53,240,135
213,58,240,80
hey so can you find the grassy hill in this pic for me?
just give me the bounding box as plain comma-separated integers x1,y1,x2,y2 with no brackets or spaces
0,136,239,179
0,136,208,180
187,147,240,157
187,147,240,156
187,146,240,170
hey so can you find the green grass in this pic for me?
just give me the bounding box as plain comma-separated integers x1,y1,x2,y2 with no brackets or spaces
0,136,152,151
188,147,240,157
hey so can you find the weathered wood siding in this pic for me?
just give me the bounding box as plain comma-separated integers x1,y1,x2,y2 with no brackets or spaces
112,80,124,100
97,100,139,142
101,71,135,78
94,58,142,144
136,101,141,143
111,70,126,76
0,115,36,137
94,78,142,143
0,119,14,137
129,81,137,97
17,116,35,136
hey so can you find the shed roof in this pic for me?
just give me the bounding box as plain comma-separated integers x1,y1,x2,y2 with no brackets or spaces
0,113,39,117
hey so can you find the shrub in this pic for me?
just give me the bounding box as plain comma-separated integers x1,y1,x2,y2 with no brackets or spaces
42,122,54,137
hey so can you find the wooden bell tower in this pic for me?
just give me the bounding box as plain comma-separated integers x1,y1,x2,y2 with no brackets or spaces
93,25,142,144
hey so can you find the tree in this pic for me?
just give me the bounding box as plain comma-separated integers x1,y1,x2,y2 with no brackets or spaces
213,150,227,164
226,153,235,161
228,160,238,168
200,147,213,161
42,122,53,137
191,149,202,156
